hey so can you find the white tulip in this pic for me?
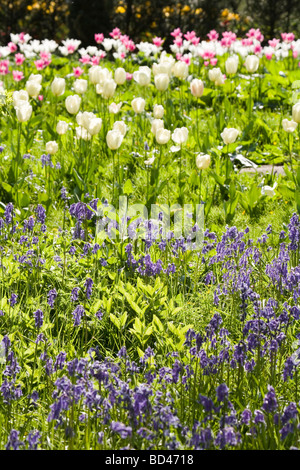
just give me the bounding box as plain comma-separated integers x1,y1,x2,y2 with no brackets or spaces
113,120,127,136
221,127,239,145
155,128,171,145
131,97,146,114
13,90,29,107
46,140,58,155
282,119,297,133
26,79,42,98
86,117,102,136
73,79,88,94
28,73,42,84
114,67,126,85
15,102,32,122
153,104,164,119
261,182,277,197
106,129,123,150
101,79,117,99
172,127,189,145
56,120,69,135
196,153,211,170
108,102,123,114
151,119,164,135
208,67,222,82
51,77,65,97
190,78,204,97
65,94,81,114
245,55,259,73
75,126,91,141
154,73,169,91
133,66,151,86
225,55,239,75
172,61,188,79
292,102,300,123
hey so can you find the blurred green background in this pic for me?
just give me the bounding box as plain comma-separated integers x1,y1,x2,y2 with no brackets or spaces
0,0,299,46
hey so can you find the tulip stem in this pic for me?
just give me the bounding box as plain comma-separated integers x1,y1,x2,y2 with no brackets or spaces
199,170,202,203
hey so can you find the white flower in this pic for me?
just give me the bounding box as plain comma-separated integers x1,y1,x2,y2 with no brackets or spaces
46,140,58,155
282,118,298,133
133,66,151,86
56,120,69,135
221,127,239,145
292,102,300,123
190,78,204,97
13,90,29,107
155,128,171,145
15,102,32,122
244,55,259,73
131,97,146,114
26,79,42,98
51,77,65,97
151,119,164,135
114,67,127,85
225,55,239,75
108,102,123,114
73,79,88,94
261,182,277,197
153,104,164,119
106,130,123,150
196,153,211,170
113,120,127,136
154,73,169,91
172,127,189,145
65,94,81,114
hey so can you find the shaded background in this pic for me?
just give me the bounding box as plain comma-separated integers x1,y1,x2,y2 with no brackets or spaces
0,0,299,46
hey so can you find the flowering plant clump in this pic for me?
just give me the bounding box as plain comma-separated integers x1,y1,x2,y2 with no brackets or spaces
0,26,300,450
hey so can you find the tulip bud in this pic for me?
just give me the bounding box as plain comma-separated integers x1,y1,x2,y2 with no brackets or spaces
56,120,69,135
89,65,102,84
15,102,32,122
101,79,117,99
46,140,58,155
26,79,42,98
28,73,42,84
225,55,239,75
131,97,146,114
86,117,102,136
208,67,222,83
113,120,127,136
151,119,164,135
106,129,123,150
133,66,151,86
114,67,126,85
172,61,189,79
221,127,239,145
292,102,300,123
153,104,164,119
172,127,189,145
244,55,259,73
190,78,204,97
108,102,123,114
196,153,211,170
154,73,169,91
282,118,298,133
13,90,29,107
65,94,81,114
73,78,88,94
155,128,171,145
51,77,66,97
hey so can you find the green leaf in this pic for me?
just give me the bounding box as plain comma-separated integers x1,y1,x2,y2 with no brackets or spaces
123,179,133,195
